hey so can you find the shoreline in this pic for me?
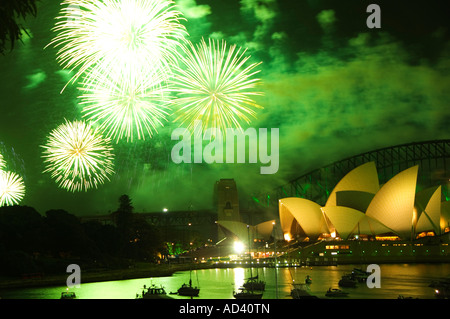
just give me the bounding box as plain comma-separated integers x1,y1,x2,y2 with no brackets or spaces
0,263,215,290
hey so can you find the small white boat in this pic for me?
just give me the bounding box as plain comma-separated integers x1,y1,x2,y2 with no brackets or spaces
137,284,172,299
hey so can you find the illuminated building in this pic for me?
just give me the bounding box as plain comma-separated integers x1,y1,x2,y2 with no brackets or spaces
214,179,241,240
215,179,241,223
279,162,450,241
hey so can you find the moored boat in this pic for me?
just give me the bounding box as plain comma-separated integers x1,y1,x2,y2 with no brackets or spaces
60,291,76,299
233,287,263,299
243,275,266,291
325,288,349,297
352,268,370,282
178,279,200,297
339,274,357,287
429,278,450,299
138,284,172,299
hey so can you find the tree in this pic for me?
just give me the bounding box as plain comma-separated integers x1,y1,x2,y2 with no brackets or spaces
0,205,46,276
128,215,163,261
114,194,134,256
0,0,38,54
113,194,164,261
115,194,133,236
44,209,92,258
0,205,47,253
82,220,121,257
118,194,133,214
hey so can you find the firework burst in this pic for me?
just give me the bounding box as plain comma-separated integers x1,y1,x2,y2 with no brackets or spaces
0,171,25,207
48,0,188,88
41,120,115,192
78,66,171,143
171,38,263,135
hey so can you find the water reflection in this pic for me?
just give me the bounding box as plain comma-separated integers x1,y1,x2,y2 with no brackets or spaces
1,263,448,299
234,267,245,289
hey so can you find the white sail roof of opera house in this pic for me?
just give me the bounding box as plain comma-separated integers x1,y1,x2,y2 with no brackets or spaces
325,161,380,207
254,220,276,239
415,186,441,234
366,165,419,239
352,214,395,238
320,206,392,240
217,220,275,243
320,206,365,240
279,197,328,240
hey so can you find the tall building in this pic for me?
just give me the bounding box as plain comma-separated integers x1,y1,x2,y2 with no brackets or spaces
215,179,240,222
215,179,241,240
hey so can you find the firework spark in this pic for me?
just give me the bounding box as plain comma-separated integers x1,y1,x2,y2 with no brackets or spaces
0,153,5,170
41,120,115,192
48,0,188,88
0,171,25,206
171,38,263,135
78,67,171,143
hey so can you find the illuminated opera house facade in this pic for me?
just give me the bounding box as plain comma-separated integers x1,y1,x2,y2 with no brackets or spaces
278,162,450,264
211,163,449,264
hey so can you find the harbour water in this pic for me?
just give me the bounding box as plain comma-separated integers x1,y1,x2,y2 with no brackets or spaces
1,263,448,299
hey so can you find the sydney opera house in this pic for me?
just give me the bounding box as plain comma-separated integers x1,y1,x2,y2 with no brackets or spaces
215,162,449,264
277,162,450,264
280,162,449,241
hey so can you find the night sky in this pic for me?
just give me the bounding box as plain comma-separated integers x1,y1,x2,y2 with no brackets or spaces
0,0,449,216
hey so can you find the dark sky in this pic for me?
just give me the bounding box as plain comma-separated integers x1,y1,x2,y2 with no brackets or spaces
1,0,449,216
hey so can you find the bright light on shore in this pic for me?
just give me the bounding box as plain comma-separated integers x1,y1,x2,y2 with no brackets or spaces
233,241,245,254
284,233,291,241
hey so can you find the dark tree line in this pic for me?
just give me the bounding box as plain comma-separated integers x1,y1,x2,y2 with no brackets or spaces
0,195,165,277
0,0,38,54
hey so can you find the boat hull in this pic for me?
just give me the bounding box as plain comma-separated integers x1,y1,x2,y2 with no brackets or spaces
243,281,266,291
233,292,263,299
325,289,349,297
178,287,200,297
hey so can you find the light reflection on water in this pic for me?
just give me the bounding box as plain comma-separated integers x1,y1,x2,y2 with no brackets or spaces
1,263,448,299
